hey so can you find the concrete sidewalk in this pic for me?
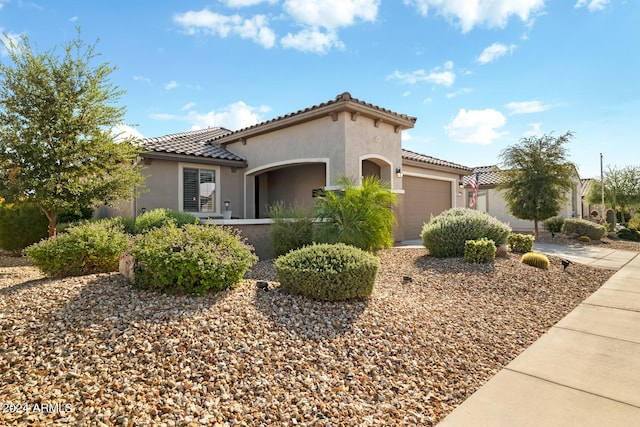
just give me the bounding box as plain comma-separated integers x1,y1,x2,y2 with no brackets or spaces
437,245,640,427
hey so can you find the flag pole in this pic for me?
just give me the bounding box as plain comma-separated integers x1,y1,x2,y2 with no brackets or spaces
600,153,605,218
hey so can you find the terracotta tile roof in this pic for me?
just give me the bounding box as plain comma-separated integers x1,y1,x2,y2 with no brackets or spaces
140,128,245,162
213,92,417,144
401,149,472,172
463,166,508,186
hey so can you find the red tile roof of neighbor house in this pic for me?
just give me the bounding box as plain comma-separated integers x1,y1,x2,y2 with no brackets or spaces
212,92,418,145
401,149,472,172
140,128,246,163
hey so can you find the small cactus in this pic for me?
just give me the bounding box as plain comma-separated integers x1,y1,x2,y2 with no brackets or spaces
520,252,550,270
578,235,591,243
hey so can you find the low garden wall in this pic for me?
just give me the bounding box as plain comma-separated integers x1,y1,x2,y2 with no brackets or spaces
205,219,275,260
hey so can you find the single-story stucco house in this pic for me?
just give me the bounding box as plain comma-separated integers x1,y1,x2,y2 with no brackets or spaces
462,165,583,232
111,92,473,256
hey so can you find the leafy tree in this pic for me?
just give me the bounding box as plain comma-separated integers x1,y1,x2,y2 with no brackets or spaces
497,132,577,237
314,176,397,252
0,30,144,237
586,165,640,223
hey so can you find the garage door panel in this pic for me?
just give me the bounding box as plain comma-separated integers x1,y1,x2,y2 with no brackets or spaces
403,177,451,239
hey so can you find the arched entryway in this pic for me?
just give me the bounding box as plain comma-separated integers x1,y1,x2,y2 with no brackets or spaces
359,155,392,184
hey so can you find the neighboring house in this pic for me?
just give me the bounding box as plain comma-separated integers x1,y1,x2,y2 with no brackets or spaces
122,92,472,247
463,165,582,233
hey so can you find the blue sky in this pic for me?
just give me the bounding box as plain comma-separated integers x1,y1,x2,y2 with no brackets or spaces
1,0,638,178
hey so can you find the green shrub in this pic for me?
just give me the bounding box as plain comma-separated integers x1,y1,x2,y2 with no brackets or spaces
274,243,380,301
520,252,550,270
617,228,640,242
508,233,535,254
58,216,136,235
25,220,129,278
134,208,197,234
314,176,397,252
267,201,313,257
130,224,257,295
578,235,591,243
561,218,606,241
464,238,496,264
628,214,640,231
607,232,620,240
0,202,49,253
543,216,564,233
420,208,511,258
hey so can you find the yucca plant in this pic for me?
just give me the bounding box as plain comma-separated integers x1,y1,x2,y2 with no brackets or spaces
314,176,397,252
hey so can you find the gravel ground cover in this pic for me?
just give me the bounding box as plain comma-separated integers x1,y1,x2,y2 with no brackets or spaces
0,244,626,426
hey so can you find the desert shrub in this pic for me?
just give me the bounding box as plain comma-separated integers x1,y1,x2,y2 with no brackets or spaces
561,218,606,241
628,214,640,230
508,233,535,253
134,208,197,234
267,201,313,257
0,202,49,253
520,252,550,270
464,238,496,264
58,216,136,235
130,224,257,295
314,176,397,252
578,235,591,242
421,208,511,258
274,243,380,301
25,220,129,278
543,216,564,233
607,232,620,240
617,228,640,242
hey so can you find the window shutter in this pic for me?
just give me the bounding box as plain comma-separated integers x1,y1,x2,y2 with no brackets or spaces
183,168,199,212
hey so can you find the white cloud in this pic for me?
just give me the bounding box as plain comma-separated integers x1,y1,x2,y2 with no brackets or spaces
223,0,278,6
133,75,152,84
112,124,145,142
523,122,543,137
0,30,22,56
387,63,456,87
445,108,507,144
574,0,610,12
404,0,546,33
69,16,79,22
182,102,196,110
446,88,473,99
505,100,549,114
165,80,178,90
281,28,343,54
477,42,516,64
174,9,276,48
283,0,379,30
152,101,271,131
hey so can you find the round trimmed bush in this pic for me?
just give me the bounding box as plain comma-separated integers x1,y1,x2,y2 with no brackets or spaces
421,208,512,258
561,218,605,241
130,224,257,295
274,243,380,301
25,220,129,278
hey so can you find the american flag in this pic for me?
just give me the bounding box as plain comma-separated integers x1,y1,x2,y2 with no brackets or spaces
468,172,479,208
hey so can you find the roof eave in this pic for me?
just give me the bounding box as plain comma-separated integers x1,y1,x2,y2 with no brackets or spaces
140,151,247,168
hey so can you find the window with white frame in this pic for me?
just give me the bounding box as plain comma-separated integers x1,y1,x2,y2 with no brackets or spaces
181,166,218,213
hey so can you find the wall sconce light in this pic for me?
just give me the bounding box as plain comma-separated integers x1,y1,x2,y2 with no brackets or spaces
224,200,230,211
459,181,464,189
395,167,403,178
141,207,146,214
